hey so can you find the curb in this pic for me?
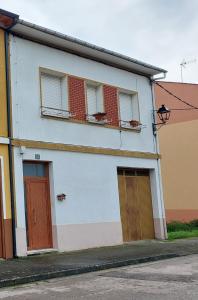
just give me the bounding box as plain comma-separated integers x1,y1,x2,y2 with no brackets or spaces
0,253,180,288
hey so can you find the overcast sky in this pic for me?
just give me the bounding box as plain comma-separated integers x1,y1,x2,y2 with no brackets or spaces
1,0,198,83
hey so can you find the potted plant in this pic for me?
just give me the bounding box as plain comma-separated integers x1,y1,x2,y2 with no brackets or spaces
92,112,107,121
129,120,141,127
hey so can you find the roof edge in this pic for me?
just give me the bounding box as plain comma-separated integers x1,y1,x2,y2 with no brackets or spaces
156,80,198,86
14,18,167,76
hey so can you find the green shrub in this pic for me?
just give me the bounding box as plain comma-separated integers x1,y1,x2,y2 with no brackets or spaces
167,221,192,232
168,230,198,240
167,219,198,232
189,219,198,228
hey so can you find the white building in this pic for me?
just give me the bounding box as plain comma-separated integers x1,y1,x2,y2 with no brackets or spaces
6,14,167,256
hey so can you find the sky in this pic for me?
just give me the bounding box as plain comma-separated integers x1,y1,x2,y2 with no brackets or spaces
1,0,198,83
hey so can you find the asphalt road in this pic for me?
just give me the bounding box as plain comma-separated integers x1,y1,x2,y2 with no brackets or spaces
0,254,198,299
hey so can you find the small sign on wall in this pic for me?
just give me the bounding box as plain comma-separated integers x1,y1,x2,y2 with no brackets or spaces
57,194,66,201
35,154,40,160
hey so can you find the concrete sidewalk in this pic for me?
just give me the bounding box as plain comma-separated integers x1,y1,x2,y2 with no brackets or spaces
0,238,198,288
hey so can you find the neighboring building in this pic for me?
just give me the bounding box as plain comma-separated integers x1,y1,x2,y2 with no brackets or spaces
155,81,198,223
1,9,167,257
0,13,17,258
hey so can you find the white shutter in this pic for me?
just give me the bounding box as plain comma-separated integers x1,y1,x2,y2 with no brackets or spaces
87,84,104,115
96,86,104,112
41,73,62,109
119,92,133,121
87,84,97,115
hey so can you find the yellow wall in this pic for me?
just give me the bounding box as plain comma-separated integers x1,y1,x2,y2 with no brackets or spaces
0,29,11,219
0,145,11,219
0,29,8,137
159,119,198,210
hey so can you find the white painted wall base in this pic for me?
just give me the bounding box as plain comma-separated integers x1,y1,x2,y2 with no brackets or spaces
15,227,27,257
54,222,123,252
154,218,167,240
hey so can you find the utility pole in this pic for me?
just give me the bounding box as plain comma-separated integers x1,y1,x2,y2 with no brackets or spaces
180,59,196,82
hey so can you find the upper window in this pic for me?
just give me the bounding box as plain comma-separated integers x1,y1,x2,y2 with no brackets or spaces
41,72,69,118
119,91,140,128
86,82,107,123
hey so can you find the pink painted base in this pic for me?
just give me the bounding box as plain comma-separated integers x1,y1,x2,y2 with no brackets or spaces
166,209,198,223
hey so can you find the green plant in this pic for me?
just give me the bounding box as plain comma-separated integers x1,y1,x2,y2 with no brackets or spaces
167,221,191,232
167,219,198,232
189,219,198,229
168,230,198,240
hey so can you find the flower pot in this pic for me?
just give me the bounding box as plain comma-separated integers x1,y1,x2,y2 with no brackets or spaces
129,120,140,127
92,112,107,121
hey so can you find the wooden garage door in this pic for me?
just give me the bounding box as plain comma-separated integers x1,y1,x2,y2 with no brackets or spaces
0,161,4,257
24,162,53,251
118,169,155,241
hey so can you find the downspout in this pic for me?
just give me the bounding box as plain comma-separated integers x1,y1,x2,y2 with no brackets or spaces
150,73,168,239
4,31,17,257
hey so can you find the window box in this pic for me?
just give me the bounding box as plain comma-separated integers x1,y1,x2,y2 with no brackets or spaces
129,120,141,127
92,112,107,121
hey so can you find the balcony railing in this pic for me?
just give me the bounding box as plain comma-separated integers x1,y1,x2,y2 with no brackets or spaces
41,106,74,119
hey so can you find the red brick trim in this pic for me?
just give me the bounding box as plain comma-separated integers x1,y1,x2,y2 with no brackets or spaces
68,76,86,121
103,85,119,126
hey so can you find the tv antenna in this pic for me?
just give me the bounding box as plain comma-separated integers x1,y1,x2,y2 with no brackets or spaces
180,58,196,82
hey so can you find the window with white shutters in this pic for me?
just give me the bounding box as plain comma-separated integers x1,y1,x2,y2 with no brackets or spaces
86,82,106,123
41,72,69,118
119,91,140,128
120,93,133,122
86,83,104,115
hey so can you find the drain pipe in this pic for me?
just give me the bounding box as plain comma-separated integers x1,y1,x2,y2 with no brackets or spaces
150,73,168,239
4,31,17,258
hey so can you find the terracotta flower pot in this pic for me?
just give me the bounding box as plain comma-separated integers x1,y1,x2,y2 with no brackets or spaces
92,112,107,121
129,120,140,127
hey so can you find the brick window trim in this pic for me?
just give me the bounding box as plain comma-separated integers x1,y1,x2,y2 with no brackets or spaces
68,76,86,121
40,72,141,132
103,85,119,127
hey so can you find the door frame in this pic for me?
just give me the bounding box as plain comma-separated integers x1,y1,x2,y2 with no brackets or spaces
0,158,5,257
23,160,53,251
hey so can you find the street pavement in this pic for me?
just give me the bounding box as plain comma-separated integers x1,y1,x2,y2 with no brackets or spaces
0,238,198,288
0,254,197,299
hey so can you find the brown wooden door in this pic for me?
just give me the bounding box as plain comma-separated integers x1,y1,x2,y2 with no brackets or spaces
0,161,3,257
118,169,154,242
137,176,155,239
24,162,52,251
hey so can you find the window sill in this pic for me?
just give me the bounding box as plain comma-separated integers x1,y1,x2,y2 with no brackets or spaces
87,118,109,125
41,112,71,120
41,107,72,119
41,115,142,133
120,125,141,132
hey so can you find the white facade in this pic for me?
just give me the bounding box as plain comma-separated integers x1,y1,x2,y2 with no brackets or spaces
9,35,166,256
10,36,155,151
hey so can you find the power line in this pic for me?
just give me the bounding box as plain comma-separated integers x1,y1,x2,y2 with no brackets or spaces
155,81,198,110
169,108,197,111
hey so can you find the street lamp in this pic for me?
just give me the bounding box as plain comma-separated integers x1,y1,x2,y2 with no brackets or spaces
153,104,171,134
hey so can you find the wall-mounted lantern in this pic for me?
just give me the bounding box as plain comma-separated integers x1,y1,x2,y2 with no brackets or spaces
57,194,66,201
153,104,171,134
